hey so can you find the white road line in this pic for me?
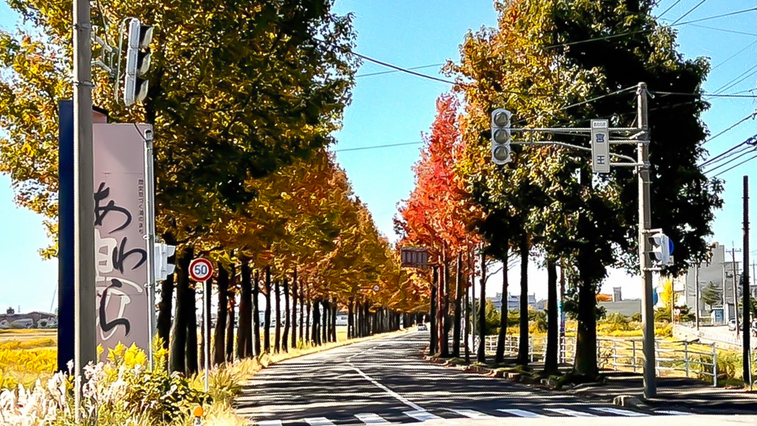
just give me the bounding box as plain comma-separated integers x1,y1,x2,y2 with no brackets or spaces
404,410,442,422
545,408,597,417
497,408,545,418
346,347,424,411
355,413,390,424
656,410,693,416
449,409,496,418
304,418,336,426
256,421,283,426
590,407,647,417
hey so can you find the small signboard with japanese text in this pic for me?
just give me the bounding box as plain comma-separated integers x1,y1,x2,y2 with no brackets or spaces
591,119,610,174
401,247,429,269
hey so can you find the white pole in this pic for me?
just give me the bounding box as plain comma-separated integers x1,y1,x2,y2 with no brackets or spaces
144,128,156,369
203,279,210,392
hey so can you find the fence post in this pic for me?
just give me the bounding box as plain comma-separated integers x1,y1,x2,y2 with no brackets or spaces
655,340,660,376
632,340,637,373
613,340,618,371
529,336,534,362
713,344,718,387
684,341,690,378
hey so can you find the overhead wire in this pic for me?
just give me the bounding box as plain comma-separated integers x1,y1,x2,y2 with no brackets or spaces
657,0,683,19
333,141,423,153
713,152,757,177
713,64,757,94
356,63,446,78
702,112,756,148
704,146,757,173
670,0,710,26
711,39,757,71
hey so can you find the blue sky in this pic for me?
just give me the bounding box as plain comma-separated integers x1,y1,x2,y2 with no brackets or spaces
2,0,757,311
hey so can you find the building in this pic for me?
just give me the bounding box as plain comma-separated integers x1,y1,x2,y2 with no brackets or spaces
0,309,57,329
488,293,536,312
599,299,641,316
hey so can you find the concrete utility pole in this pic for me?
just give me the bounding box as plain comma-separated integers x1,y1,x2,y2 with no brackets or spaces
73,0,96,415
743,176,751,384
637,82,656,398
728,245,742,336
695,264,701,330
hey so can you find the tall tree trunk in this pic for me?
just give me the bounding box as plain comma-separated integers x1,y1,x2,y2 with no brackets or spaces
545,259,559,373
439,254,449,357
477,248,487,363
348,296,355,339
321,300,328,343
213,264,228,366
283,277,290,352
169,246,192,374
237,259,252,359
464,261,471,364
264,266,271,352
186,282,199,375
430,266,438,355
517,236,530,365
252,270,261,356
574,168,599,377
291,268,297,349
496,244,510,364
274,279,281,352
442,254,452,357
225,263,236,362
330,302,337,341
299,285,305,346
453,252,463,358
312,300,320,345
157,233,176,350
305,298,311,345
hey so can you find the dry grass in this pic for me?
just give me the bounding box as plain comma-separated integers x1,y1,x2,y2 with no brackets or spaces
0,329,57,342
0,337,57,389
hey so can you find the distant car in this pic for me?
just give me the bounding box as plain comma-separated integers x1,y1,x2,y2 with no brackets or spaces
417,324,428,331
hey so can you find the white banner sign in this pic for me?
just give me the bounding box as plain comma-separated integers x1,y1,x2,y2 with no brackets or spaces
591,119,610,174
93,123,151,358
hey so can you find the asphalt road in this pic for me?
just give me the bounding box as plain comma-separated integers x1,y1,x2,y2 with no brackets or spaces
236,330,713,426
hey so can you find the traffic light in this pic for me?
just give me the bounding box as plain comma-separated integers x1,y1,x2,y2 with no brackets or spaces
648,232,672,266
491,108,512,165
154,243,176,282
123,18,153,106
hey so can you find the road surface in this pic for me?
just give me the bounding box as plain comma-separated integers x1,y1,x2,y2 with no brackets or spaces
236,331,721,425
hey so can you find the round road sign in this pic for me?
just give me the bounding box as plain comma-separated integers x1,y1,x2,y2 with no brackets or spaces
189,258,213,282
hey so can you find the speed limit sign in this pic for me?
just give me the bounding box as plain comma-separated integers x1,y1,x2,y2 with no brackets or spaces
189,258,213,282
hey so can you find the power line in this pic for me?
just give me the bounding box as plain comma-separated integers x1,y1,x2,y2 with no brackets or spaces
351,52,457,85
670,0,710,26
712,39,757,71
705,146,757,173
546,6,757,50
703,112,756,148
333,141,423,153
658,0,683,19
714,64,757,94
356,63,446,78
651,90,757,98
688,24,757,39
714,152,757,177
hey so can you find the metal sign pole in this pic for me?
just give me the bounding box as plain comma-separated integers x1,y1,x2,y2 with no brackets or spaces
203,278,210,392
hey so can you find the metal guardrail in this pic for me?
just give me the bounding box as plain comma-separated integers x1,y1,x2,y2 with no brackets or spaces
465,335,719,386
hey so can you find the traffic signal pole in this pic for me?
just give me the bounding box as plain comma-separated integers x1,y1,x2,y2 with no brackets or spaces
637,82,657,398
498,81,659,398
73,0,96,416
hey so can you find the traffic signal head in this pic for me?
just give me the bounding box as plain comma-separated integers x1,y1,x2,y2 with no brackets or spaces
154,243,176,281
491,108,512,165
648,232,671,266
124,18,153,106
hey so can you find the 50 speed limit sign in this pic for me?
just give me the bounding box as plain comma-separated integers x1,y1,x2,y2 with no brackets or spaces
189,258,213,282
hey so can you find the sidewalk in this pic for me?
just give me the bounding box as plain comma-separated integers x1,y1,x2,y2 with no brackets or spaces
569,373,757,415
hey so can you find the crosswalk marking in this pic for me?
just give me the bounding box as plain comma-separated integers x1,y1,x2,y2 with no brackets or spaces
304,418,336,426
404,410,442,422
449,409,496,418
590,407,647,417
497,408,545,418
656,410,692,416
256,421,283,426
355,413,390,424
545,408,597,417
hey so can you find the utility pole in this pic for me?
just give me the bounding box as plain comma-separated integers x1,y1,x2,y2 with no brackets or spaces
637,82,656,398
743,175,751,384
73,0,96,417
695,264,701,330
728,244,742,336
